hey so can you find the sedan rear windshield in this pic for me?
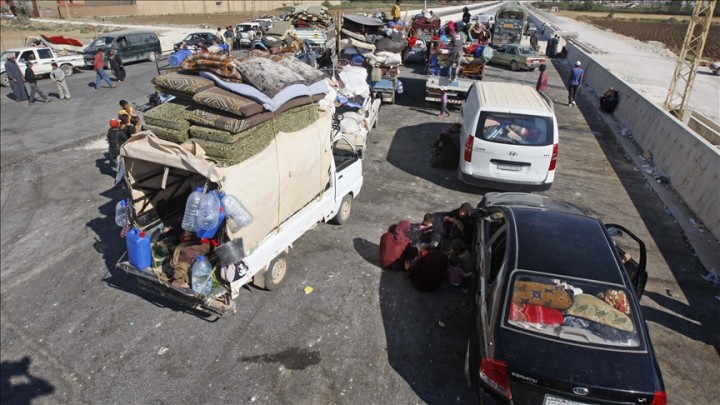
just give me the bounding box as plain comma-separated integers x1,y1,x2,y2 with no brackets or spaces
475,112,553,146
504,272,641,348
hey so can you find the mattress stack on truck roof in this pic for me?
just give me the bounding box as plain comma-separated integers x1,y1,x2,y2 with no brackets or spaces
143,51,332,166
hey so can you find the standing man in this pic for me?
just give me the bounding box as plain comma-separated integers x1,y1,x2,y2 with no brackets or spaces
450,27,465,81
4,53,28,102
223,26,234,53
24,62,51,104
391,0,401,23
568,60,584,106
49,62,71,100
94,50,116,89
530,31,539,51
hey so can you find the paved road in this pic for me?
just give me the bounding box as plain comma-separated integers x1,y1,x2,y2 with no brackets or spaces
1,12,719,405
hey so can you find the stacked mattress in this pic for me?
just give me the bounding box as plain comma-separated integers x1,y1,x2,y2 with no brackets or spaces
145,52,331,165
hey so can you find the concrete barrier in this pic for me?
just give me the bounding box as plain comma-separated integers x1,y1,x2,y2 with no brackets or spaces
562,44,720,240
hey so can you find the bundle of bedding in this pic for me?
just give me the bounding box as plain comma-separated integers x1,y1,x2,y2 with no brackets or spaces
144,54,332,166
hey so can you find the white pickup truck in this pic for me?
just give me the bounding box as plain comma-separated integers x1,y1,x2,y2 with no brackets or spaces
0,46,85,87
115,109,364,318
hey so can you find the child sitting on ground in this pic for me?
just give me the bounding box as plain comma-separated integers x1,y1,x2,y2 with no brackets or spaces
418,212,434,244
447,239,472,290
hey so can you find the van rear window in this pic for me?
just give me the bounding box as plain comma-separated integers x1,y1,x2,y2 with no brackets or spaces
475,112,553,146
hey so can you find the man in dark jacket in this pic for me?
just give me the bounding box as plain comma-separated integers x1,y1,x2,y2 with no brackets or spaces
4,53,28,102
24,62,50,104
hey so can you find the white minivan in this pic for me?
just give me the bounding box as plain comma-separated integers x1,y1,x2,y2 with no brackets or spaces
458,82,558,190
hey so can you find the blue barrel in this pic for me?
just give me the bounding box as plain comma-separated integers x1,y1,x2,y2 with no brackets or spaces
169,50,192,67
127,228,152,270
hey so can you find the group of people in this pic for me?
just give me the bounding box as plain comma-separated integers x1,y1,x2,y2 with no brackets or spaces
379,203,475,293
4,53,74,104
107,99,144,169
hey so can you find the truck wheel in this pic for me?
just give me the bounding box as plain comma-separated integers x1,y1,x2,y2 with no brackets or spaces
60,64,74,76
510,61,519,71
0,72,8,87
148,51,157,62
331,194,352,225
263,253,288,291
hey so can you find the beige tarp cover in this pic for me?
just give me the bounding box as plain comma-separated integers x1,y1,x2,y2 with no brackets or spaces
121,110,333,252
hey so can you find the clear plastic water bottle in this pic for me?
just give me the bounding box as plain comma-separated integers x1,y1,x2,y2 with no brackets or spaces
115,199,127,227
219,192,254,229
197,190,221,231
191,255,213,296
181,187,205,232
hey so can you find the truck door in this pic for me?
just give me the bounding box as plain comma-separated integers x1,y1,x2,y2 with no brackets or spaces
332,136,362,202
35,48,54,73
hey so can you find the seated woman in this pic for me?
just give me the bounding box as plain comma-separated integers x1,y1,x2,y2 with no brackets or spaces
379,220,414,271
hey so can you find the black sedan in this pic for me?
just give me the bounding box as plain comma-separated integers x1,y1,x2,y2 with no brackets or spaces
173,31,221,51
465,192,665,405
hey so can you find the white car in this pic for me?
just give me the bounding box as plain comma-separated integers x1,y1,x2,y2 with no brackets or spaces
235,22,260,48
458,82,558,190
472,13,495,29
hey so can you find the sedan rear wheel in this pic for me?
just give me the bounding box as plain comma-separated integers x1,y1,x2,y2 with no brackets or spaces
510,60,519,71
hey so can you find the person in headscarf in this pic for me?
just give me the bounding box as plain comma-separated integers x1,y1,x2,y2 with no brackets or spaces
404,243,447,292
462,7,471,24
442,202,474,244
108,48,126,83
379,220,414,271
4,53,29,102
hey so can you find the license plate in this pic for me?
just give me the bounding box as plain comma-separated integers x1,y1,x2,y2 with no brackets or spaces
496,164,522,171
543,395,591,405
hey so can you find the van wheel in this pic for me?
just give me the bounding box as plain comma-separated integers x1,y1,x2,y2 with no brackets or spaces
263,253,288,291
60,64,74,76
331,194,352,225
0,72,8,87
148,51,157,62
510,61,519,71
529,67,536,71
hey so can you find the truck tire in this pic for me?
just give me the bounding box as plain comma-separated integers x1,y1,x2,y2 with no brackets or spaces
148,51,157,62
0,72,8,87
263,253,288,291
60,64,74,76
331,194,353,225
510,60,519,71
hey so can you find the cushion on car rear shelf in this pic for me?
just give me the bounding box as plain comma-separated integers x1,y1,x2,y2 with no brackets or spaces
565,294,635,332
512,281,573,310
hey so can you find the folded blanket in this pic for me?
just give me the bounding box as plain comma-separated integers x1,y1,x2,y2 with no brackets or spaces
235,57,307,97
146,123,189,143
200,71,330,112
193,87,265,117
151,72,215,96
143,100,193,131
277,57,326,84
189,94,324,133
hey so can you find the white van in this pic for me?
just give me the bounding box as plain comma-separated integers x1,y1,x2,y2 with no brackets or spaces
458,82,558,190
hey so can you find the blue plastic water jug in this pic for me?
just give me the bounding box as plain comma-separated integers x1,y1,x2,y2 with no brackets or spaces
126,227,152,271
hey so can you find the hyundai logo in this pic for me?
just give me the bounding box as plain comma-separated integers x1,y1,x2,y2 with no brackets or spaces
573,387,590,396
507,151,518,156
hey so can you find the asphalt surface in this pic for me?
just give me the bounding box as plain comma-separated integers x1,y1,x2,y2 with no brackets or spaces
1,33,719,405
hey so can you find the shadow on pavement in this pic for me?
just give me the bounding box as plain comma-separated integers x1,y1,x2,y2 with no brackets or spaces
0,356,54,405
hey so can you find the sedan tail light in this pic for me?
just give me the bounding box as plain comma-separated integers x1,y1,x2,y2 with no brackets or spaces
650,391,667,405
480,358,511,398
464,135,474,162
548,143,558,171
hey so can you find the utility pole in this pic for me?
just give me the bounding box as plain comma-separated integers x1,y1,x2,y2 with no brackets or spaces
663,0,716,120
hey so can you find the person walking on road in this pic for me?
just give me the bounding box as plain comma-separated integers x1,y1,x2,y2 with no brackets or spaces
108,49,126,83
24,62,50,104
94,49,116,89
530,31,539,52
536,64,548,94
49,62,71,100
4,53,29,102
568,60,584,106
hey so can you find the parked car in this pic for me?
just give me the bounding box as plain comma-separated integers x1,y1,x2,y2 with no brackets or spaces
174,31,220,51
458,82,558,191
465,192,665,405
472,14,495,30
251,18,274,31
489,44,546,71
235,22,261,48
